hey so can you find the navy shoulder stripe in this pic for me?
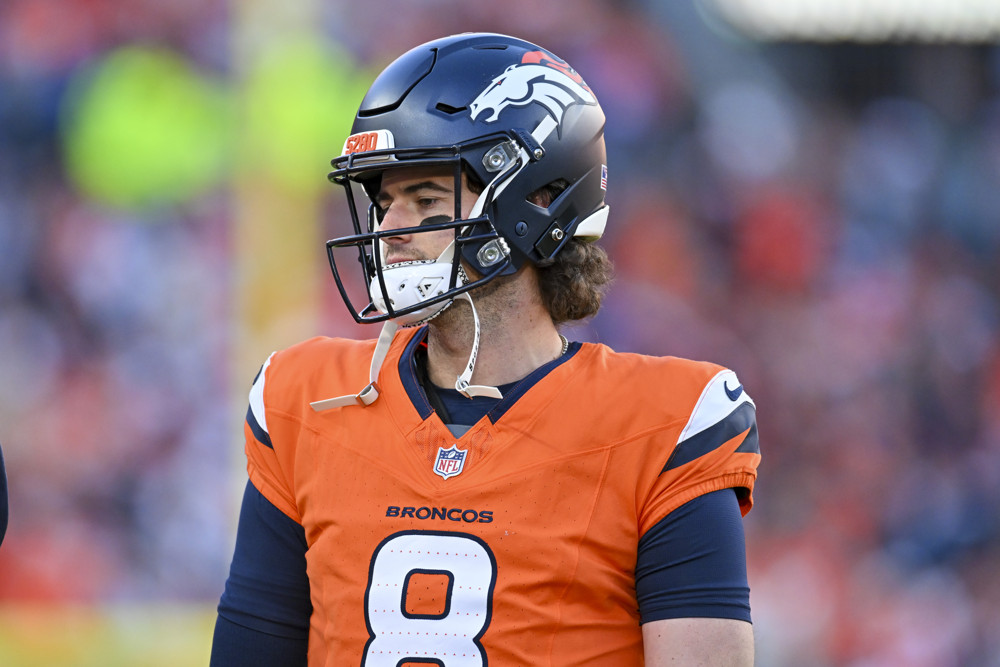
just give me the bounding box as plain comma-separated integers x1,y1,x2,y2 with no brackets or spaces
246,405,273,449
663,402,756,473
736,421,760,455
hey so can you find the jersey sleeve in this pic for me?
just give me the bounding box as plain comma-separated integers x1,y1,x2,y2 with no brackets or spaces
638,367,760,537
244,352,301,523
635,489,751,624
216,481,312,639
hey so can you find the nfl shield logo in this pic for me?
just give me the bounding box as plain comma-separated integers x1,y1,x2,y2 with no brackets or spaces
434,445,467,480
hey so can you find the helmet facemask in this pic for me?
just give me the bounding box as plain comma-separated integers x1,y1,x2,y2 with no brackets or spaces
326,135,528,326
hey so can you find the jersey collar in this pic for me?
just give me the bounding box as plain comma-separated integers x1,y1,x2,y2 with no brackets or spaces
397,326,581,423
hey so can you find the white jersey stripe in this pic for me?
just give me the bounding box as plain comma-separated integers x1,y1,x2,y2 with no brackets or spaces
677,369,755,446
248,352,276,434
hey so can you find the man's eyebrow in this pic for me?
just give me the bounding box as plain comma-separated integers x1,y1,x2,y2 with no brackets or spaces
401,181,453,195
377,181,453,201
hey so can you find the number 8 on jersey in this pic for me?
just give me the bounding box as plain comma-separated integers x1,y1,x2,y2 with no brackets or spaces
363,531,498,666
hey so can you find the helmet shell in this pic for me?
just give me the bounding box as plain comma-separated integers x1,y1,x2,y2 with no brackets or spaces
347,32,607,266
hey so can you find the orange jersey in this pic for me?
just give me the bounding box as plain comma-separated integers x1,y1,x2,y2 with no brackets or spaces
245,327,759,666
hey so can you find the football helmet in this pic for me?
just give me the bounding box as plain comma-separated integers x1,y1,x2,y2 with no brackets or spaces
325,32,609,325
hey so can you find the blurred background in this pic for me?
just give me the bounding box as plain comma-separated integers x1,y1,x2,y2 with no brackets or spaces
1,0,999,664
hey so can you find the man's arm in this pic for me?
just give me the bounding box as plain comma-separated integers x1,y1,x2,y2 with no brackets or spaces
643,617,754,666
636,488,754,665
211,481,311,666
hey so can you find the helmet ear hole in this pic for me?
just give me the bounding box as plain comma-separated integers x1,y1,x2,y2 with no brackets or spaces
463,166,485,195
527,179,569,209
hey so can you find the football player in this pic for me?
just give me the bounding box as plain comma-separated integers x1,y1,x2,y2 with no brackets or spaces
212,32,760,666
0,443,6,547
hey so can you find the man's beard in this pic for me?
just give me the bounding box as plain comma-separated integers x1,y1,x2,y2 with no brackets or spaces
431,265,521,330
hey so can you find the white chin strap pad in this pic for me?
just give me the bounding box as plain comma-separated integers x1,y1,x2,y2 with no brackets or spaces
368,241,466,327
369,260,456,326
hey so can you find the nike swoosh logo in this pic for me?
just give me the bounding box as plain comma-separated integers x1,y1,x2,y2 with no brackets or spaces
724,380,744,401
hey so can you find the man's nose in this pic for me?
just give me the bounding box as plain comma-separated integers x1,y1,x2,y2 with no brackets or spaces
377,205,411,235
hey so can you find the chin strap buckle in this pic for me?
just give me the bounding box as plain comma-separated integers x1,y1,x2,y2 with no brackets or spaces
310,321,398,412
309,382,381,411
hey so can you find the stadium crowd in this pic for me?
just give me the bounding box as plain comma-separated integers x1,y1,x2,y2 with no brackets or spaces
1,0,998,664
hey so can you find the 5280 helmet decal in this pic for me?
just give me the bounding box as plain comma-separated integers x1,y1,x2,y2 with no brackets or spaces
469,51,596,125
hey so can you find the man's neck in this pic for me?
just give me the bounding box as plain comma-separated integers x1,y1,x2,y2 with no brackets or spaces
423,270,563,390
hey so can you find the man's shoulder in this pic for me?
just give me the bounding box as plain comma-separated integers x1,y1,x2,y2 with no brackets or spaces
569,344,748,431
581,342,728,385
253,335,382,408
279,335,377,362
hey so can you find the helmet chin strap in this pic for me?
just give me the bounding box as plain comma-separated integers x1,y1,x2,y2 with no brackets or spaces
310,243,501,411
452,291,502,399
309,319,398,411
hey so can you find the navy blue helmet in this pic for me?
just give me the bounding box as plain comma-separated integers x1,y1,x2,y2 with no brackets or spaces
326,32,609,324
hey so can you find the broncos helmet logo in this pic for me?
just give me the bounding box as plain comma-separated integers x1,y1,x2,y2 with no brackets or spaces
469,52,596,125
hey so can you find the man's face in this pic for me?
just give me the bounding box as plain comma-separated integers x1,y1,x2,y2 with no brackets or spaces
373,166,478,266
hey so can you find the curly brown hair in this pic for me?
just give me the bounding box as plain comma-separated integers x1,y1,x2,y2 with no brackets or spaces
526,180,614,325
536,239,614,325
